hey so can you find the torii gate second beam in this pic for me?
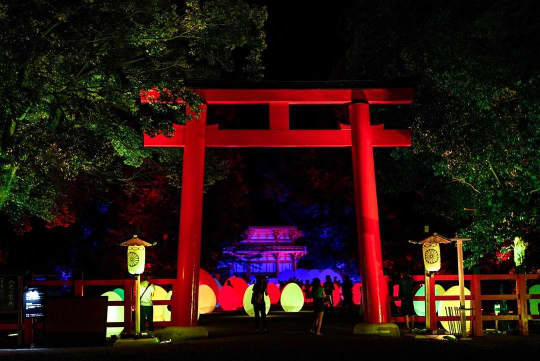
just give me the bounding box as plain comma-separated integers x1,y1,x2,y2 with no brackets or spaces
142,82,413,327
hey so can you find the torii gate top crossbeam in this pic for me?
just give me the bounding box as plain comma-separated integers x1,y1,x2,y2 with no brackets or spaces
142,81,413,148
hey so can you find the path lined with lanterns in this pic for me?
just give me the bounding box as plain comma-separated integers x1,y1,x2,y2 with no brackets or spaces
4,271,539,345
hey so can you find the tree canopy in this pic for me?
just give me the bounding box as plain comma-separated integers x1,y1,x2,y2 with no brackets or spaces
0,0,266,232
342,0,539,269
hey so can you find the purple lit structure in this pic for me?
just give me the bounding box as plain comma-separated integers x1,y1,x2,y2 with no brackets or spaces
223,226,307,278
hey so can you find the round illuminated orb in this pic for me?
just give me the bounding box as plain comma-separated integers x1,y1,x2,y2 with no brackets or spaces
242,285,271,316
225,276,248,308
528,284,540,316
267,283,281,304
437,285,471,333
152,285,171,322
218,285,241,311
200,268,219,299
332,283,342,307
113,288,125,300
413,284,445,316
352,283,362,305
199,284,217,314
280,283,304,312
101,291,124,338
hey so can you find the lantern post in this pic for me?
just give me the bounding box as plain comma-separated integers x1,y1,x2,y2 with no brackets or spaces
120,235,153,336
450,237,470,338
411,233,470,337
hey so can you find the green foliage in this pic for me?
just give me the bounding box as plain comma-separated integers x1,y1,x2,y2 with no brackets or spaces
0,0,266,226
344,0,539,267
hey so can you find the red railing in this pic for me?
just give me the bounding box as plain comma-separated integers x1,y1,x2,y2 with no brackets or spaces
388,274,540,336
25,278,176,331
3,274,539,337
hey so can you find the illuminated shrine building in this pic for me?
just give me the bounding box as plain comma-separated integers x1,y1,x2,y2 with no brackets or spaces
223,226,307,277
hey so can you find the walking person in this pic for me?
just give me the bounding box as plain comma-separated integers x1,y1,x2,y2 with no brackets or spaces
251,275,268,333
310,278,327,335
398,271,416,330
140,274,155,334
341,274,353,313
323,275,334,308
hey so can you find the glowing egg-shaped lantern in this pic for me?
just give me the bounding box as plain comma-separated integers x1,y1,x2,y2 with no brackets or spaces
528,284,540,316
242,285,271,316
422,243,441,273
267,283,281,304
225,276,248,308
413,284,445,316
218,285,241,311
332,283,342,307
352,283,362,305
199,284,217,314
437,285,471,333
199,268,219,300
152,285,170,322
280,283,304,312
101,291,123,338
319,269,343,283
277,270,295,282
112,287,125,301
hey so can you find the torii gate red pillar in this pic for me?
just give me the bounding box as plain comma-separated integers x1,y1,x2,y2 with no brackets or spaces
350,102,388,323
174,106,207,326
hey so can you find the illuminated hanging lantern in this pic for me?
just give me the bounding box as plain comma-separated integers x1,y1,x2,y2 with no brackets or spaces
199,284,217,315
127,246,145,274
242,285,271,316
422,242,441,272
280,283,304,312
267,283,281,304
437,285,471,333
413,284,445,316
352,283,362,305
120,235,153,275
101,291,124,338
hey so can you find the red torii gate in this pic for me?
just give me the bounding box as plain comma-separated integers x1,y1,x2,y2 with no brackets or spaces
142,81,413,327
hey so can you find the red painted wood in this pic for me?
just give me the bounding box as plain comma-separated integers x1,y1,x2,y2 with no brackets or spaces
141,88,413,105
174,105,207,326
350,103,389,323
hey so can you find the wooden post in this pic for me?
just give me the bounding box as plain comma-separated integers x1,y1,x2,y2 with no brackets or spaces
124,279,133,334
456,239,467,337
135,275,141,335
425,273,431,330
517,274,529,336
471,275,483,336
